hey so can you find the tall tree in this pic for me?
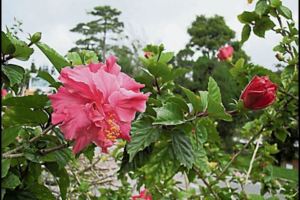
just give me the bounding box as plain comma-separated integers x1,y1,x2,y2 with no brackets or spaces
70,6,124,60
187,15,235,58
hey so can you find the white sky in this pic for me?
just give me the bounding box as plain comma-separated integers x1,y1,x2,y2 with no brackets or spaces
2,0,299,71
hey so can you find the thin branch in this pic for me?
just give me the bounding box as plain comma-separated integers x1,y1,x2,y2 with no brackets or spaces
78,156,102,174
216,128,263,180
3,124,57,156
2,153,24,159
245,134,263,184
193,166,221,200
39,143,69,155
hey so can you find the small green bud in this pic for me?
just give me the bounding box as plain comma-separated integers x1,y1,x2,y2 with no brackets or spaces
30,32,42,43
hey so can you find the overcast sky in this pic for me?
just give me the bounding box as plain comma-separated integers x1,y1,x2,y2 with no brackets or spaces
2,0,299,71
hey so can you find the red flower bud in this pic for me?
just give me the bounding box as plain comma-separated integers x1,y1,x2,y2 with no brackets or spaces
1,89,7,98
132,189,152,200
240,76,277,110
217,45,234,61
144,51,154,59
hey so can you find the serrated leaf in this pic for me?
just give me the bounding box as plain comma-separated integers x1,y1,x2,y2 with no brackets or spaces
2,64,25,86
241,24,251,44
36,42,70,72
2,94,49,109
1,31,15,55
278,5,292,19
181,86,202,113
1,172,21,189
198,91,208,112
207,77,232,121
2,126,23,148
153,102,185,125
1,159,11,178
127,119,161,161
37,70,61,89
172,132,195,169
196,119,208,144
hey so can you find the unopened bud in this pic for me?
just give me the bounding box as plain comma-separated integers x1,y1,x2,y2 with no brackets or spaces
30,32,42,43
275,53,284,61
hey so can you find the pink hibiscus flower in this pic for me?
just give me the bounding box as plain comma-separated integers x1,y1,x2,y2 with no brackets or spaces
49,56,149,154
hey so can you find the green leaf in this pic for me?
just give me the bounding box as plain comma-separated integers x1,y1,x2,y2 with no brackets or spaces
248,194,265,200
207,77,221,103
278,5,292,19
158,52,174,63
235,58,245,69
172,132,195,169
196,119,208,144
253,16,276,38
1,31,15,55
127,119,161,161
165,96,189,112
200,118,220,143
67,52,83,65
1,159,11,178
238,11,259,24
181,87,202,113
207,77,232,121
2,94,49,109
6,33,33,61
37,70,61,89
81,50,98,64
274,129,288,142
28,184,56,200
2,126,23,148
270,0,281,8
83,144,95,163
35,42,70,72
3,107,48,125
255,0,269,16
2,64,25,86
45,162,70,200
198,91,208,112
241,24,251,44
1,172,21,189
153,102,185,125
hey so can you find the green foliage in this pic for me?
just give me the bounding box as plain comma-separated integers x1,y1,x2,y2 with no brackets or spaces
187,15,235,56
172,131,195,169
2,64,25,87
35,42,70,72
127,118,161,161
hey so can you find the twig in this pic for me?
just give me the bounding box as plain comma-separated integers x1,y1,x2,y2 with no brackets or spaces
39,143,69,155
3,124,57,156
79,156,102,174
245,134,263,184
193,166,221,200
2,153,24,159
216,128,263,180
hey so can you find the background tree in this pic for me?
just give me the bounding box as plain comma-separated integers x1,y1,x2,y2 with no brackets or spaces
70,6,124,60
